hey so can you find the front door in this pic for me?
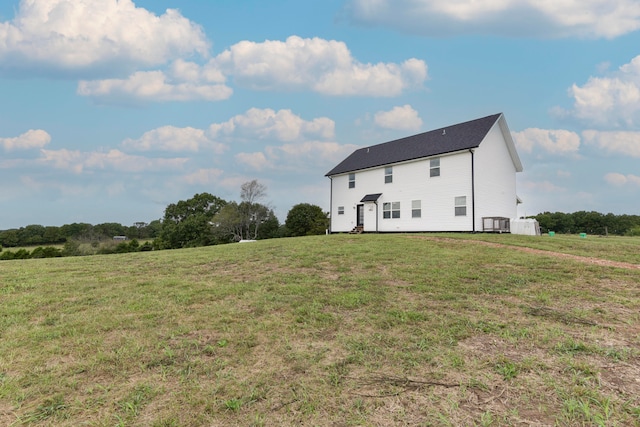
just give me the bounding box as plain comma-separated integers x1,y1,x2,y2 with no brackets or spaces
356,204,364,227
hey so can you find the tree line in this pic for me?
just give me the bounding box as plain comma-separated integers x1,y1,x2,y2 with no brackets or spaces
0,180,329,259
0,221,162,248
532,211,640,236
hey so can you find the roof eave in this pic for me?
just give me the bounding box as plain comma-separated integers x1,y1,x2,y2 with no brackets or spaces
497,114,523,172
325,147,481,177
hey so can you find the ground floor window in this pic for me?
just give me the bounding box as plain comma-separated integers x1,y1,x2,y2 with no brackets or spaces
455,196,467,216
412,200,421,218
338,206,344,215
383,202,400,219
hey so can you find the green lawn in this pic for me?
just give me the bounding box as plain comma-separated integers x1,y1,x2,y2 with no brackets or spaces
1,234,639,426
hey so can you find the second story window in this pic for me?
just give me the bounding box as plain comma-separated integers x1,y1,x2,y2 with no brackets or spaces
384,166,393,183
430,157,440,177
348,173,355,189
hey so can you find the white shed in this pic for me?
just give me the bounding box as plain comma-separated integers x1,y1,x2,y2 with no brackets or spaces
510,218,541,236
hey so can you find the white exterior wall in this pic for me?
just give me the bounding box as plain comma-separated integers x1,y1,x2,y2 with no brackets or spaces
329,152,474,232
473,121,518,231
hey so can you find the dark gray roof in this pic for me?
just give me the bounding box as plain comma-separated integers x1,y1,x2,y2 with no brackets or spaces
326,113,502,176
360,193,382,202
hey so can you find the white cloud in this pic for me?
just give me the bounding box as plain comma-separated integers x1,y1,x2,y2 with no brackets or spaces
374,105,423,131
209,108,335,142
0,0,209,74
77,69,232,103
182,168,224,185
235,152,269,171
1,129,51,150
212,36,427,96
344,0,640,39
582,130,640,157
520,180,566,193
512,128,580,155
236,141,360,172
604,172,640,186
122,126,226,153
558,56,640,127
40,148,187,173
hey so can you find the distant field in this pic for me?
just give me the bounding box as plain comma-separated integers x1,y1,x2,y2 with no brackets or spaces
1,234,639,426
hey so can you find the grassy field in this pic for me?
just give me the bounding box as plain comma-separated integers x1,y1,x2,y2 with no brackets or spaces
1,233,639,426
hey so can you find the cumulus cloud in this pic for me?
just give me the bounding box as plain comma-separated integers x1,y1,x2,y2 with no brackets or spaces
77,58,232,103
512,128,581,155
236,141,360,172
182,168,224,185
77,70,232,103
604,172,640,186
582,130,640,157
122,126,226,153
520,180,566,193
40,148,187,173
209,108,336,142
556,56,640,127
212,36,427,96
1,129,51,150
0,0,209,74
235,152,270,171
344,0,640,39
374,105,423,131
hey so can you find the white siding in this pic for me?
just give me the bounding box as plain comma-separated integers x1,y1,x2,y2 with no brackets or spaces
473,121,518,230
328,115,521,233
329,152,474,232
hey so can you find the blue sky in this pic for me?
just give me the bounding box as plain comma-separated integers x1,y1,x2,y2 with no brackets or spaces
1,0,639,229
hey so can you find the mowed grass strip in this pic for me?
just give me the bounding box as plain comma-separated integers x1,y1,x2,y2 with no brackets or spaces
1,234,639,426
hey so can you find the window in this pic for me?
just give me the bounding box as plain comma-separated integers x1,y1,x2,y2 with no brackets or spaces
455,196,467,216
412,200,421,218
338,206,344,215
384,166,393,183
383,202,400,219
430,157,440,177
348,173,355,189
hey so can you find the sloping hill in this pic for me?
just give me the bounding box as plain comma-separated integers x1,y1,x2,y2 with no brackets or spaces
1,234,639,426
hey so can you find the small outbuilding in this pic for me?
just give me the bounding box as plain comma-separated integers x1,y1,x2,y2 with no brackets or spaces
510,218,541,236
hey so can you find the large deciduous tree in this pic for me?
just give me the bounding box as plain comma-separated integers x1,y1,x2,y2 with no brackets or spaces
158,193,227,249
285,203,328,236
212,180,278,241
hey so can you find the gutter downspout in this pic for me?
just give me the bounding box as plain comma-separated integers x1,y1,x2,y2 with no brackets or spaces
374,201,379,233
470,149,476,233
328,176,333,234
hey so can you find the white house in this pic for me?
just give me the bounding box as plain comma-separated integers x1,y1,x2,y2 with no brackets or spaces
325,113,523,233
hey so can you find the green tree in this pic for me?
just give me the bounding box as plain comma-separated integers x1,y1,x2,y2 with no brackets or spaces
158,193,227,249
0,229,20,247
20,225,46,245
59,223,95,242
285,203,329,236
211,181,276,241
43,226,65,244
94,222,127,239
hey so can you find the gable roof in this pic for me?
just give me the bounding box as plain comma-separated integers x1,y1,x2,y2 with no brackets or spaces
326,113,519,176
